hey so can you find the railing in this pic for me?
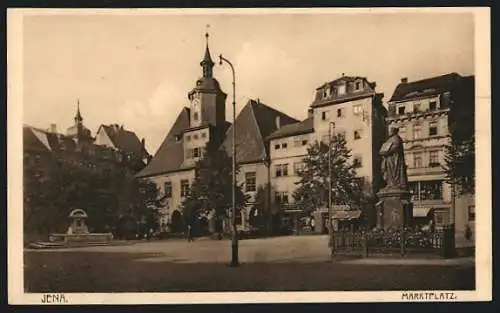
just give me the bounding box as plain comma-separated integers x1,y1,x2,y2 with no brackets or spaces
331,227,448,257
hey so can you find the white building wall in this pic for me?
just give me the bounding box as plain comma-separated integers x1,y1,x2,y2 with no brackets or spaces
312,96,375,181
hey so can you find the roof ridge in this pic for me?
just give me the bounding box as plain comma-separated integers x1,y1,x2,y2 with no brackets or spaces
248,100,268,161
403,72,460,85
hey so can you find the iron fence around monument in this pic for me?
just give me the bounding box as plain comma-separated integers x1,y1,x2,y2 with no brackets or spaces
331,227,446,257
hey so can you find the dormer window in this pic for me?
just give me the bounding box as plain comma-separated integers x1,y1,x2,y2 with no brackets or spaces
355,81,361,90
337,84,346,95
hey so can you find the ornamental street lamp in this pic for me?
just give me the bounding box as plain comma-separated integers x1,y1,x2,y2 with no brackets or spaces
219,54,239,267
328,121,336,258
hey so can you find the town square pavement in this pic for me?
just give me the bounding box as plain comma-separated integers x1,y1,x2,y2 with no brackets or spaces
24,235,475,292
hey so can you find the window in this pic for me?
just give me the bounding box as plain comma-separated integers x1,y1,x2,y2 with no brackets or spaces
429,151,439,167
275,191,289,204
294,136,308,147
180,180,189,197
354,130,362,140
293,162,305,175
245,172,256,192
337,108,344,118
355,81,361,90
193,112,199,121
413,102,421,113
186,135,191,141
321,111,329,121
413,124,422,139
275,164,289,177
413,152,423,168
164,182,172,198
353,156,362,167
201,132,207,138
429,121,438,136
441,92,451,107
337,84,346,95
409,180,443,201
282,142,288,149
398,105,406,115
274,143,280,150
468,205,475,221
353,104,363,115
429,101,437,111
193,134,199,140
193,147,201,158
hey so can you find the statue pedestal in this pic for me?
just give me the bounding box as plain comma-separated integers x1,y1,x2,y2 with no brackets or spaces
376,188,413,230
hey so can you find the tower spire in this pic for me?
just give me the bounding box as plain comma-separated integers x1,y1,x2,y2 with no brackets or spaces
75,98,83,124
200,25,214,78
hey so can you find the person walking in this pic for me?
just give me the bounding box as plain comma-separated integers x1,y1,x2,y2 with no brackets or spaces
187,224,193,242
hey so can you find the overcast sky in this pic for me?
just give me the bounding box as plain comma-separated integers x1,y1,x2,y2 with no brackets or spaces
22,11,474,154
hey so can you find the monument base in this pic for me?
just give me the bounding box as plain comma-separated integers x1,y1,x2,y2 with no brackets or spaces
376,187,413,230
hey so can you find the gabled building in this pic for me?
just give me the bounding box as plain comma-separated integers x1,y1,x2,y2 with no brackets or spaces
135,35,298,233
95,123,151,172
386,73,475,235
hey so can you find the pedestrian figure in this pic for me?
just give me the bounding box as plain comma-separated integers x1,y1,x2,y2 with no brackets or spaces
310,217,316,232
187,224,193,242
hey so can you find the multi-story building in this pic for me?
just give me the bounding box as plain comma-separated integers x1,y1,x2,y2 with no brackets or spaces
23,104,150,236
266,75,388,232
267,114,314,232
386,73,475,235
136,35,297,233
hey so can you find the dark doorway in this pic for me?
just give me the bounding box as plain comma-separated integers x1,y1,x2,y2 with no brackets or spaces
171,210,183,233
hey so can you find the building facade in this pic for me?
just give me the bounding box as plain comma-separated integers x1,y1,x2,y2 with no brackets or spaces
265,75,388,232
136,35,298,233
386,73,475,234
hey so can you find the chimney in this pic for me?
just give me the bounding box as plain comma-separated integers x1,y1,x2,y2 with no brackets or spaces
307,108,313,117
401,77,408,83
49,123,57,133
342,73,345,77
120,125,124,130
275,116,281,129
257,98,260,104
141,138,145,148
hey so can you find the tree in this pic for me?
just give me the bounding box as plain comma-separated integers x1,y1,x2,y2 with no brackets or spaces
443,136,475,196
181,141,248,233
293,135,364,213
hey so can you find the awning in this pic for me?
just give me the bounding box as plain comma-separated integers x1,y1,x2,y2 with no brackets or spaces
413,207,432,217
331,210,362,220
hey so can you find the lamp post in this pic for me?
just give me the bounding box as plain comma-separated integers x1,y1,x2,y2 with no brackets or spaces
328,122,336,257
219,54,239,267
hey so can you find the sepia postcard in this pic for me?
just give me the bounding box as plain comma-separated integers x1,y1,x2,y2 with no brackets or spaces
8,7,491,305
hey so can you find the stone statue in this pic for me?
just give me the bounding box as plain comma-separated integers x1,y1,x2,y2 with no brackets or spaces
379,127,408,190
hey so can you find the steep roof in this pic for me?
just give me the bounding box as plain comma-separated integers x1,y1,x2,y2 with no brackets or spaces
99,124,148,158
136,108,191,178
23,125,78,153
267,116,314,140
389,72,462,102
221,99,299,164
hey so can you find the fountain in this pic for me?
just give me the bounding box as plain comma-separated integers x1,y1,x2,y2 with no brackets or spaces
29,209,113,249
